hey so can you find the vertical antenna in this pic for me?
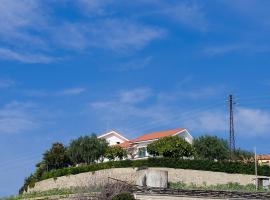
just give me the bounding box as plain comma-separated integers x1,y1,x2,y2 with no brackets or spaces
229,94,236,160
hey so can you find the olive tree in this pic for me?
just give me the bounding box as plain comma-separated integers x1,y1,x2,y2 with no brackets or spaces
68,134,108,165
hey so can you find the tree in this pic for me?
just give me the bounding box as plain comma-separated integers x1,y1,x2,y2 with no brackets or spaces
234,149,254,162
105,146,127,161
193,135,229,161
68,134,108,165
43,142,71,171
147,136,195,158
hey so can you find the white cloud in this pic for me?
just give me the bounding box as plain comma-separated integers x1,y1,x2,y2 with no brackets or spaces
54,20,165,52
0,0,43,39
157,85,224,103
90,87,169,129
236,107,270,136
202,44,243,56
0,102,40,134
57,87,86,95
78,0,113,16
0,1,166,63
0,0,56,63
183,110,227,133
0,0,208,63
202,43,270,56
0,48,55,64
90,85,270,139
116,57,152,71
0,79,15,88
183,107,270,138
160,1,207,31
89,86,223,135
22,87,86,97
118,88,153,104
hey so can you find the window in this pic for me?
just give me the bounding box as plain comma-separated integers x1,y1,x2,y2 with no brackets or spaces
138,147,146,158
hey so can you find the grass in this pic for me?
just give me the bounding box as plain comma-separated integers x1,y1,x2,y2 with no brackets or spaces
0,186,102,200
169,182,269,193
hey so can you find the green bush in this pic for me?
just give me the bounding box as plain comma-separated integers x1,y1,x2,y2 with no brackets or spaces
21,158,270,193
105,146,128,161
112,192,135,200
170,181,268,192
147,136,196,158
41,158,270,181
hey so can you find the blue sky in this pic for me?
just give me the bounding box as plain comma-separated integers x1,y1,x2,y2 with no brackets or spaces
1,0,270,196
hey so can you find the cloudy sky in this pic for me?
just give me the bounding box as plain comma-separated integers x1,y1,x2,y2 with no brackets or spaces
1,0,270,196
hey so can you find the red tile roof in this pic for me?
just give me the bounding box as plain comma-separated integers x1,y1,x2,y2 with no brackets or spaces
257,155,270,160
118,141,132,148
131,128,185,143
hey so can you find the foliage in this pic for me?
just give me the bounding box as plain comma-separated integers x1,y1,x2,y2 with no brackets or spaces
4,187,102,200
105,146,128,161
99,182,133,200
112,192,135,200
20,157,270,193
67,134,108,165
170,181,269,192
41,157,270,180
43,143,71,171
19,143,70,194
19,174,37,194
193,135,229,161
234,148,254,162
147,136,196,158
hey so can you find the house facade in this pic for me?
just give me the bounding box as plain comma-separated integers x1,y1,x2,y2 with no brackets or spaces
98,130,129,146
99,128,193,160
257,155,270,166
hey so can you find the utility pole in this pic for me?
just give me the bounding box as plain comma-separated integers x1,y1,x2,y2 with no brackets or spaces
254,146,258,191
229,94,236,160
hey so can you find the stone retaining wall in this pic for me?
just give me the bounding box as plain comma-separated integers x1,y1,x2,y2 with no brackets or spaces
28,168,266,193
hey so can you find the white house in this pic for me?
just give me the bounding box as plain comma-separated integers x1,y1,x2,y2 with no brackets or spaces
98,128,193,160
98,130,129,146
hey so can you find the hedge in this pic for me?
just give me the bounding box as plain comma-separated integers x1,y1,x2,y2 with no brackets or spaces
41,158,270,180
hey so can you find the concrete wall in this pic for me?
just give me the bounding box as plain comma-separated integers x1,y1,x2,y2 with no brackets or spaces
27,167,267,193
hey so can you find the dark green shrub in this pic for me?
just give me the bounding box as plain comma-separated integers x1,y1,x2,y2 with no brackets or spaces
21,158,270,194
193,135,229,161
41,158,270,181
112,192,135,200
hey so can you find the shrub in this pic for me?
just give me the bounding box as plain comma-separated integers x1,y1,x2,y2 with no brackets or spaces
147,136,196,158
20,158,270,193
99,182,133,200
41,158,270,181
105,146,128,161
112,192,135,200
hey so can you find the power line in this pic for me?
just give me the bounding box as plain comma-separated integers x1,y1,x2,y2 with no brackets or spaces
116,101,224,135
